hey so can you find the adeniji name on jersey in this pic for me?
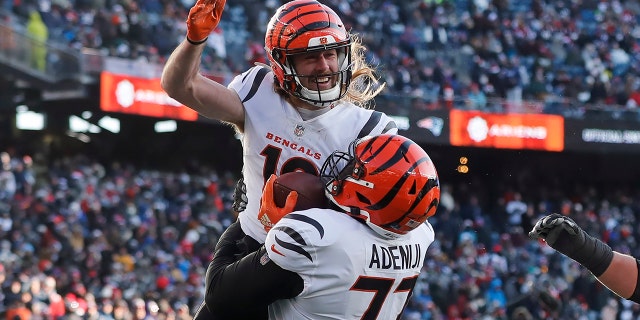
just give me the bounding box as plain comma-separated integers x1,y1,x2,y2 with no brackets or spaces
264,209,435,320
229,66,397,242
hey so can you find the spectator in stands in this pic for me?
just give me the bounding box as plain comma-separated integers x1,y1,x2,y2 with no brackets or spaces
0,152,15,200
26,10,48,72
465,82,487,109
0,14,16,56
506,192,528,232
525,66,549,101
5,300,32,320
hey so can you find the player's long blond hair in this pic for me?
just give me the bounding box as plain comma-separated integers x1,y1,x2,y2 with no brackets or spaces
343,35,385,109
273,34,385,110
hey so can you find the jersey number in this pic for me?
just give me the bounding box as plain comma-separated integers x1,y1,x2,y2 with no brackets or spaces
350,275,418,320
261,145,319,182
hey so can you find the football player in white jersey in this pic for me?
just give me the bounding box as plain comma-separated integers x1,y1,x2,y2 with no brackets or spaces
162,0,397,244
163,0,398,317
203,134,440,319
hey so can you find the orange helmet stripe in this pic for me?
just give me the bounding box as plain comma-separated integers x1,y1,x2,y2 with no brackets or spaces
353,135,439,225
271,1,345,49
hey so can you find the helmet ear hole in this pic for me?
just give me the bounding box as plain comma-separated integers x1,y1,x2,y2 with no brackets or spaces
355,192,371,205
271,49,282,62
408,181,417,195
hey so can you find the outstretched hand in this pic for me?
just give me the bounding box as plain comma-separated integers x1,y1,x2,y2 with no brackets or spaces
258,175,298,232
529,213,582,248
529,213,613,277
186,0,227,43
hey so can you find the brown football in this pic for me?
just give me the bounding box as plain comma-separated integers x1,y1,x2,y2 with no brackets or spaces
273,172,329,211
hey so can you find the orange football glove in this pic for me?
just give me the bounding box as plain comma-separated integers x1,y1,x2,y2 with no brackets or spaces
258,175,298,232
186,0,226,44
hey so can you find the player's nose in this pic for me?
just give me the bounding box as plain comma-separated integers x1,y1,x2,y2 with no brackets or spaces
315,56,331,72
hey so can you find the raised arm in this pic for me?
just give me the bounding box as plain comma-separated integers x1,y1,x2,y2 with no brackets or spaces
160,0,245,129
530,213,640,303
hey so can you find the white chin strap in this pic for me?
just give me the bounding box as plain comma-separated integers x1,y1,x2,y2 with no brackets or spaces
296,75,342,108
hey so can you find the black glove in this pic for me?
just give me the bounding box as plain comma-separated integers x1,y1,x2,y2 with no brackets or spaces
529,213,613,276
232,177,248,213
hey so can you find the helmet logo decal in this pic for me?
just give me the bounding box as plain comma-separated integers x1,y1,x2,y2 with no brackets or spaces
294,124,305,137
308,35,336,47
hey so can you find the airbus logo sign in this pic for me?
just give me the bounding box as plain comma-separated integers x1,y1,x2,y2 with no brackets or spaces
450,110,564,151
100,72,199,121
115,79,182,108
467,116,488,142
466,115,548,142
115,79,135,108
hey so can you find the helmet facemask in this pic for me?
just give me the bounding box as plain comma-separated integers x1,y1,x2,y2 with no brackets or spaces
275,39,352,108
264,0,353,108
321,138,392,236
321,138,359,196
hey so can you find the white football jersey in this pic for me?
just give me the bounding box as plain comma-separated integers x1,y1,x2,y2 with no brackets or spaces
229,66,398,242
264,209,435,320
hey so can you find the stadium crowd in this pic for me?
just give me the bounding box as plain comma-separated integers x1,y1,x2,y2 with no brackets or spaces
0,150,239,319
1,147,640,319
4,0,640,114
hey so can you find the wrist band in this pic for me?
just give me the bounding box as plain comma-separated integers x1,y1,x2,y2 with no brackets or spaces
581,235,613,277
187,37,208,45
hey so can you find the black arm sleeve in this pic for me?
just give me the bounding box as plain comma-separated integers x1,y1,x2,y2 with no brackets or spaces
204,229,304,319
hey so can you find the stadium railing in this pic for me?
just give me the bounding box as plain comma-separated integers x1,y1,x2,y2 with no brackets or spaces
0,16,84,87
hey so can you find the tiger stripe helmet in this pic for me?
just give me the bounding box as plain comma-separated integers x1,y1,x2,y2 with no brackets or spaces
321,134,440,238
265,0,352,107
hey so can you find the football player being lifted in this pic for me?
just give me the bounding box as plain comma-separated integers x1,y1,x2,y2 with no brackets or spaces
162,0,398,317
204,134,440,319
162,0,397,243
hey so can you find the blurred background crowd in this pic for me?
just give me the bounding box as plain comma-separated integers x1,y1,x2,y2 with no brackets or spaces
2,144,640,319
0,150,239,319
4,0,640,114
2,0,640,319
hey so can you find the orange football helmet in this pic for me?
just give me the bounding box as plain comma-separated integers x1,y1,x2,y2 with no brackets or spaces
321,134,440,238
264,0,352,107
